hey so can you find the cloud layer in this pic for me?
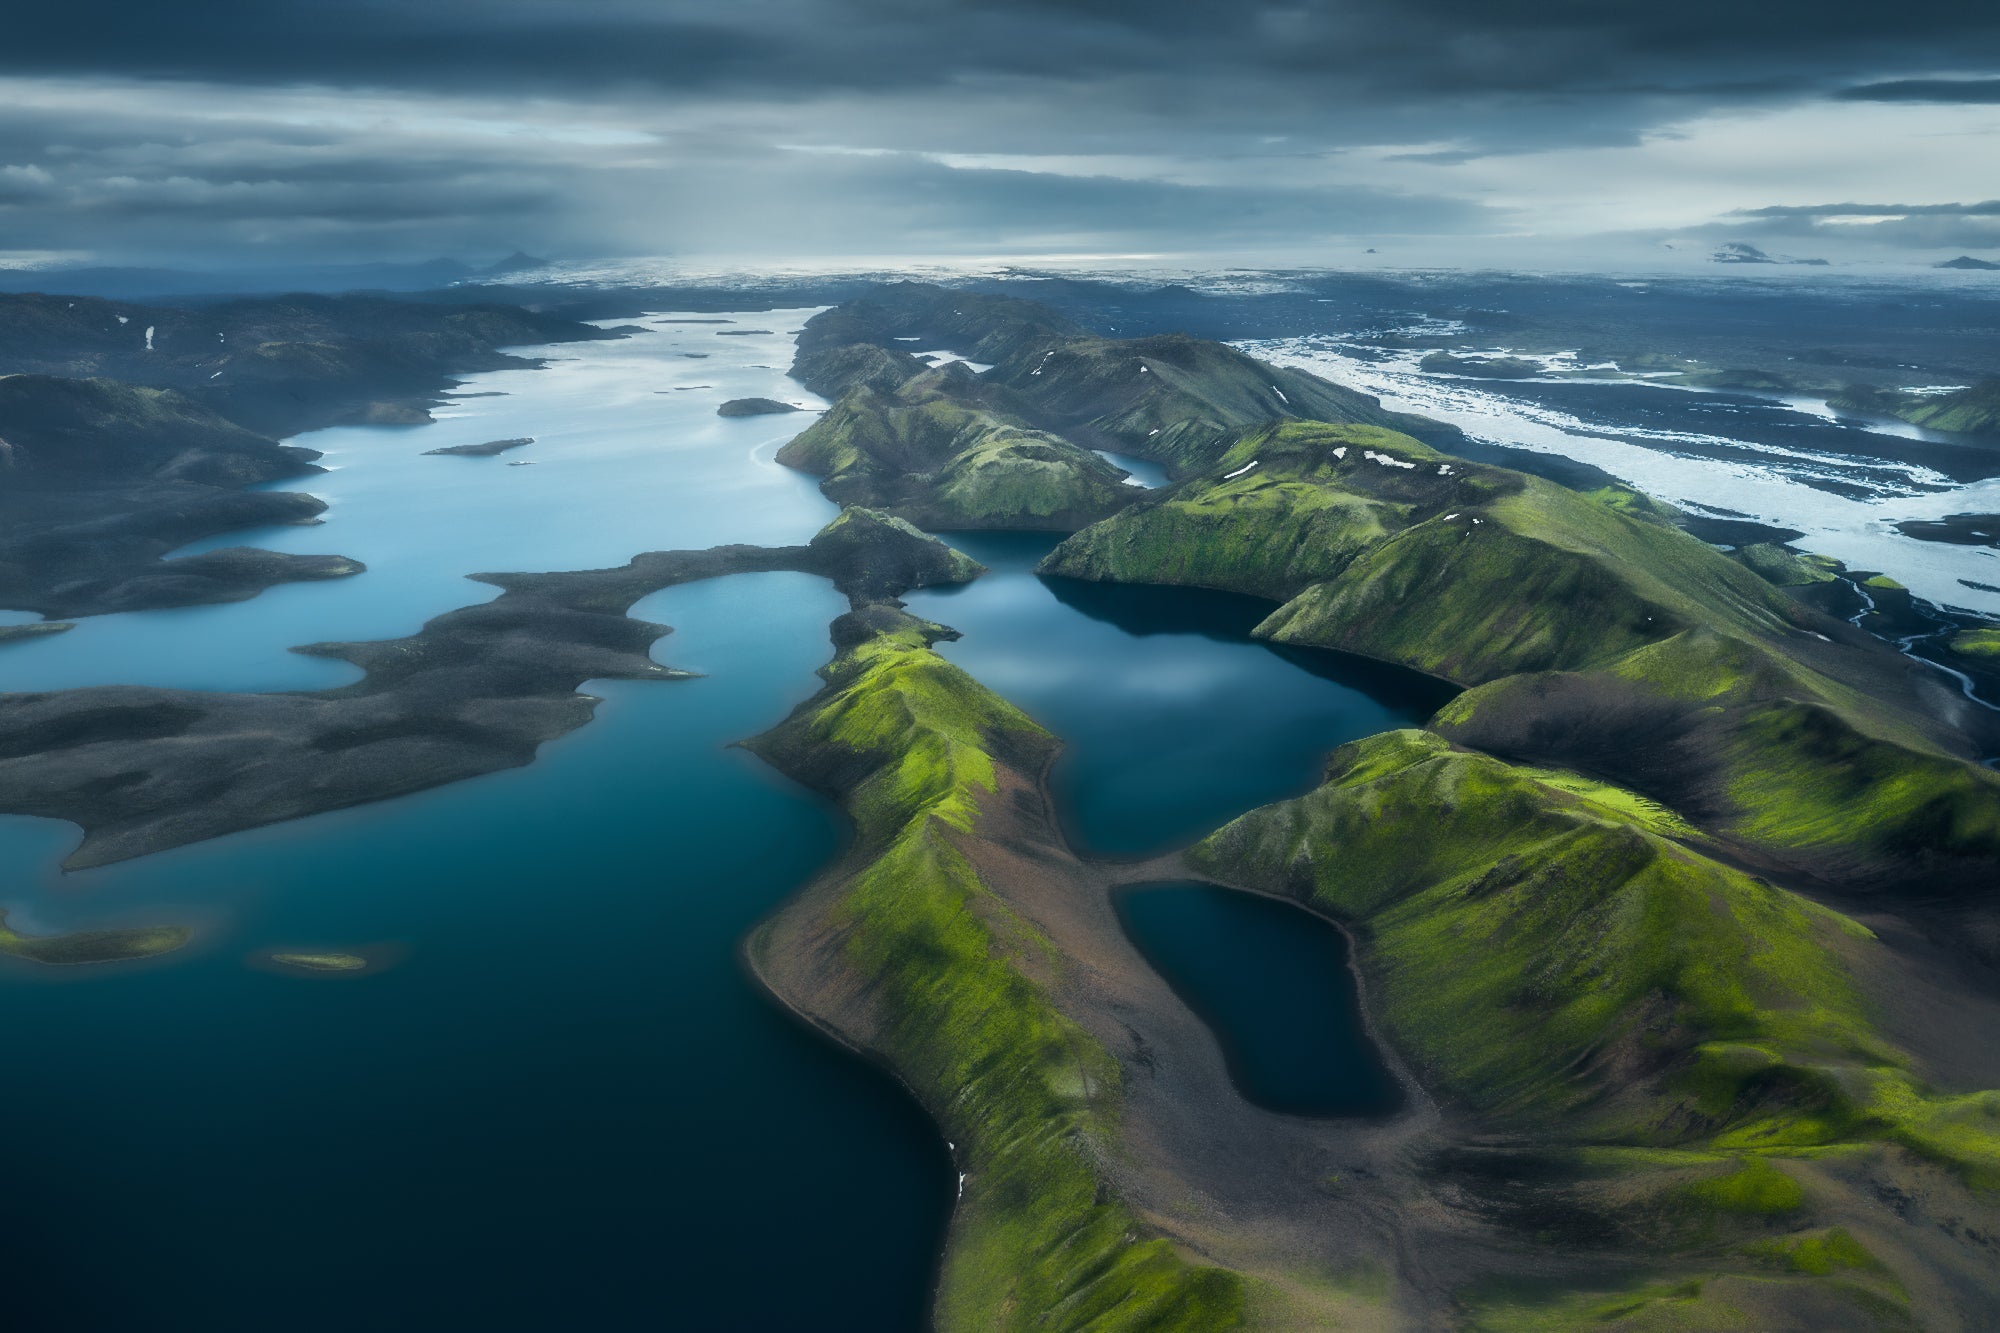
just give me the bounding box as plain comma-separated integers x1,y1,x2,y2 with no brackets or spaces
1,1,1996,268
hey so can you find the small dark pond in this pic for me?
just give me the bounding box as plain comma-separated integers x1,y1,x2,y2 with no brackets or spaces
1115,882,1401,1116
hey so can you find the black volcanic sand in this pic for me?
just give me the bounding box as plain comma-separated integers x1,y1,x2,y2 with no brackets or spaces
1897,513,2000,548
0,513,980,868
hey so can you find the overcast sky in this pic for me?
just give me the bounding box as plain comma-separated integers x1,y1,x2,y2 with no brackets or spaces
3,0,1998,271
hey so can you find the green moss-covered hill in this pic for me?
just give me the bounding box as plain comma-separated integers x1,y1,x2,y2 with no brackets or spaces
1044,421,1803,684
788,281,1445,480
1044,419,2000,918
748,608,1243,1333
1829,380,2000,437
779,363,1139,530
1194,730,2000,1328
1949,628,2000,660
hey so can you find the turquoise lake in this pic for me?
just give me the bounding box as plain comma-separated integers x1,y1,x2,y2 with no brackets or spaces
0,314,1423,1328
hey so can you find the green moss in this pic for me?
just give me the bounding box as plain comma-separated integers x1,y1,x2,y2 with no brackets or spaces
267,952,369,973
1434,627,2000,894
1745,1228,1877,1275
1734,543,1839,587
1050,418,1806,687
1681,1158,1804,1215
778,374,1135,530
1462,1272,1911,1332
1192,731,2000,1182
754,617,1243,1332
1513,765,1701,840
1947,627,2000,659
0,910,190,965
1863,574,1906,591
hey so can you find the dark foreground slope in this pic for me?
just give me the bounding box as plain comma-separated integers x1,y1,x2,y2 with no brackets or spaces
0,291,614,436
0,291,615,620
0,375,361,616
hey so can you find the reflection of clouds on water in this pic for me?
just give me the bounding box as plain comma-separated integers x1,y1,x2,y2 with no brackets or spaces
0,310,837,693
1242,337,2000,616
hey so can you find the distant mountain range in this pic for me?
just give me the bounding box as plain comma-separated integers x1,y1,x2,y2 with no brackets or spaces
1710,241,1829,266
0,252,548,300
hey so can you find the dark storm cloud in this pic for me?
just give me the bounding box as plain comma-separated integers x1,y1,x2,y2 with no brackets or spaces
0,0,1994,266
6,0,1998,111
1835,79,2000,103
1733,202,2000,220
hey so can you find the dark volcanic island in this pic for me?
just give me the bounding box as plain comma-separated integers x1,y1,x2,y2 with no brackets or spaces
423,435,535,457
716,396,802,417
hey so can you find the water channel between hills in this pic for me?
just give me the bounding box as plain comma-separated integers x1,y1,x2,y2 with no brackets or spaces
0,313,1442,1330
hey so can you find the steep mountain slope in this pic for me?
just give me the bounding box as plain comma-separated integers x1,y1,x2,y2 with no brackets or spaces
1042,418,2000,936
1193,729,2000,1329
788,282,1446,479
748,606,1245,1333
0,291,613,436
779,363,1138,529
1830,379,2000,438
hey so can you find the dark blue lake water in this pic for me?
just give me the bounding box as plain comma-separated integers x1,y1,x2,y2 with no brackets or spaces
0,572,952,1331
904,532,1456,857
1116,882,1401,1116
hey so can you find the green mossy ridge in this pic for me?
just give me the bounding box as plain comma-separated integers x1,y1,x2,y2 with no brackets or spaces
1042,422,1454,600
1744,1228,1880,1276
754,616,1244,1333
1461,1272,1914,1332
1436,626,2000,891
990,331,1432,474
1734,543,1839,587
1048,420,1804,687
791,284,1441,477
1948,627,2000,659
1680,1158,1805,1214
1864,574,1906,591
1189,730,2000,1184
1831,380,2000,437
0,910,190,965
779,370,1136,531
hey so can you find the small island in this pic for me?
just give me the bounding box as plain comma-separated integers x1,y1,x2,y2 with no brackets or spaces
0,911,191,965
266,951,371,973
0,621,75,646
423,436,535,457
716,397,802,417
1949,628,2000,659
1418,350,1542,379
